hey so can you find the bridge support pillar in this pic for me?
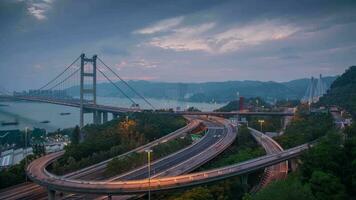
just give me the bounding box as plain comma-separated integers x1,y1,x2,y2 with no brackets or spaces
93,111,102,124
103,112,108,123
48,189,56,200
240,174,248,185
113,113,119,119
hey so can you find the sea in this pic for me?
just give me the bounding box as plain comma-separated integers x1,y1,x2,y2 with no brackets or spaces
0,97,224,132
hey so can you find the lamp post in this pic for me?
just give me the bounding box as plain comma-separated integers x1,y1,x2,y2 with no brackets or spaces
145,149,153,200
258,120,265,132
24,127,28,182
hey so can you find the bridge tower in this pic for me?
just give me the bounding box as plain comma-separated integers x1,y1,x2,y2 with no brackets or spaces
80,53,97,129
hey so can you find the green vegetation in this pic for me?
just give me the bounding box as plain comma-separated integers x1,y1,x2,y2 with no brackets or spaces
247,173,315,200
275,108,334,148
249,123,356,200
215,100,240,112
186,107,201,112
275,99,300,107
199,125,265,170
151,126,266,200
105,136,192,176
50,113,186,175
247,116,282,133
215,97,270,112
319,66,356,118
71,125,80,145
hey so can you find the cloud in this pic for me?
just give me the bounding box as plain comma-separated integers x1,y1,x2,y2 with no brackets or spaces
131,59,159,68
134,16,184,34
26,0,53,20
139,18,299,54
121,76,157,81
212,20,299,53
115,59,160,69
33,64,43,69
147,22,216,52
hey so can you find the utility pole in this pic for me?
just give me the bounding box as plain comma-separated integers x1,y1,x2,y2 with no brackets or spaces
258,120,265,132
24,127,28,182
236,91,239,126
145,149,153,200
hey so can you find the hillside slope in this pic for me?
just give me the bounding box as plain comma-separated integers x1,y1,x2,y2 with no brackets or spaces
319,66,356,118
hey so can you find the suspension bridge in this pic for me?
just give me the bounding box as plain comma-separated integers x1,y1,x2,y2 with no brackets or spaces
0,54,293,129
0,54,315,200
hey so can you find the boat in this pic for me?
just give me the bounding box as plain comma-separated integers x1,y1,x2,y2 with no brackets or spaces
60,112,71,115
40,120,50,124
1,121,19,126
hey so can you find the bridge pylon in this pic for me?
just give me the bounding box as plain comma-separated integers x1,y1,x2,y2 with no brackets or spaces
80,53,97,130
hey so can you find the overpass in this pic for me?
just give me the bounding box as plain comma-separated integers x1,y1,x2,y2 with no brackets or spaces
25,116,238,199
0,95,294,119
26,141,312,196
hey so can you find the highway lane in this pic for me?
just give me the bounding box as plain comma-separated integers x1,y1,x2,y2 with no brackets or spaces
25,142,311,195
62,117,233,199
0,118,201,200
249,128,288,189
24,117,236,198
120,129,224,180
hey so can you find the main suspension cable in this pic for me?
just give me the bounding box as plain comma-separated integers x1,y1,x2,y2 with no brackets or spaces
97,57,156,110
96,67,137,105
38,55,81,91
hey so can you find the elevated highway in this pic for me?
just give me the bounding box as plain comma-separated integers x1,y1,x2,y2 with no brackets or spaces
250,128,288,189
0,118,202,200
25,117,236,199
0,95,294,117
26,142,311,196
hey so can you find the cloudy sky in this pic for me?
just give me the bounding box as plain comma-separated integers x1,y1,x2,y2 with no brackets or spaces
1,0,356,91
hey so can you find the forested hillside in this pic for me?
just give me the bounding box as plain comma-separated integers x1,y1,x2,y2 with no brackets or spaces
319,66,356,118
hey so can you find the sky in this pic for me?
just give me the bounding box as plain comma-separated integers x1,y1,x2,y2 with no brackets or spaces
1,0,356,91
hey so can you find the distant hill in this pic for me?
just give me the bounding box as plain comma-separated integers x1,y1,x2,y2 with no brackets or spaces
215,97,269,112
67,76,336,103
319,66,356,118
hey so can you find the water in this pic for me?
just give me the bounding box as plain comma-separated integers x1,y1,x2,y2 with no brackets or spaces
0,97,225,132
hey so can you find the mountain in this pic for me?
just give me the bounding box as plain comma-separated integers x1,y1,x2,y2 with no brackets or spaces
319,66,356,118
66,76,336,103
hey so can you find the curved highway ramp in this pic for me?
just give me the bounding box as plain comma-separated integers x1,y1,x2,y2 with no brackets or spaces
0,118,202,200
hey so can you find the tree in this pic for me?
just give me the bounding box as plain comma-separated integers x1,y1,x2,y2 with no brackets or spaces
252,175,315,200
71,125,80,145
310,171,347,200
170,187,214,200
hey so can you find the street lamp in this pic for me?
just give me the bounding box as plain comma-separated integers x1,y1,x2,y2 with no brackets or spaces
24,127,28,182
258,120,265,132
145,149,153,200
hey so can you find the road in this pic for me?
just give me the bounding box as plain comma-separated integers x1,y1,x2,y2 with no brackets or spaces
83,117,235,200
249,128,288,189
26,141,311,196
25,116,235,199
0,118,201,200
